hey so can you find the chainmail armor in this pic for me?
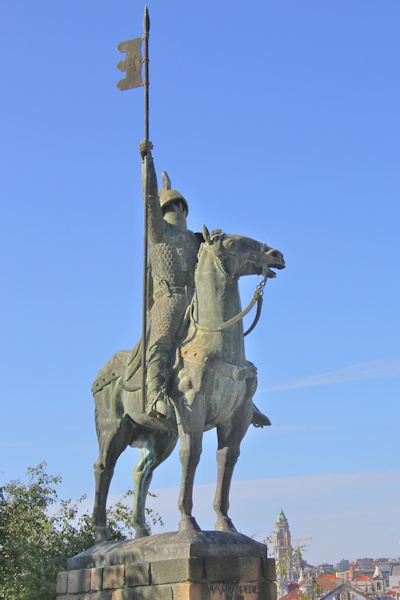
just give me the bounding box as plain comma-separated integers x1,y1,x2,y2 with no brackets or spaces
148,293,191,349
150,228,200,294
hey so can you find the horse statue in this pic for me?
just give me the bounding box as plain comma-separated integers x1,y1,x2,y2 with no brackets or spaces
92,226,285,543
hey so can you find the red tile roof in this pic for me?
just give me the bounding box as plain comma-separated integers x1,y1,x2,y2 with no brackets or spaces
315,577,339,591
281,575,341,600
281,589,306,600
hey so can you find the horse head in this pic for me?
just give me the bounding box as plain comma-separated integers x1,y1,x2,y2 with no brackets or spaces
201,225,285,279
189,226,286,350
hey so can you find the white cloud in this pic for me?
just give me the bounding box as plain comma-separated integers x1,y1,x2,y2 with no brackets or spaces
258,358,400,392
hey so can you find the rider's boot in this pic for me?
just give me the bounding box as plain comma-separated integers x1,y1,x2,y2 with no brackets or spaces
146,364,172,419
252,403,271,428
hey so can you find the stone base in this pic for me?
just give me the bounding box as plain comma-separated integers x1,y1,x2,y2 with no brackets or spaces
57,531,276,600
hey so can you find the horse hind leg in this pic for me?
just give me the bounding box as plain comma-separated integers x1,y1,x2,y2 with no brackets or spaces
131,431,178,539
93,415,132,543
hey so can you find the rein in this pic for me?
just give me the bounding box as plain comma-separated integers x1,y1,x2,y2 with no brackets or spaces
190,276,267,337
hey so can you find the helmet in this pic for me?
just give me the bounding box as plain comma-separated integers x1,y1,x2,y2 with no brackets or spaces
159,189,189,215
158,171,189,216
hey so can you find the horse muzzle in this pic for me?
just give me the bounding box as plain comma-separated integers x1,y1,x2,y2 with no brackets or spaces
264,249,285,274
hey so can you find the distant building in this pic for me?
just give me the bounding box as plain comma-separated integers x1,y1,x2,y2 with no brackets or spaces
374,561,396,589
336,559,400,595
388,564,400,591
355,559,374,578
317,565,334,576
274,508,292,596
282,576,391,600
273,509,315,597
281,574,341,600
373,565,385,595
342,564,388,596
318,582,382,600
336,560,350,573
275,508,292,564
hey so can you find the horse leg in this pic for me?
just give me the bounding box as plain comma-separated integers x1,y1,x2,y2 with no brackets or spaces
93,416,132,543
213,401,253,532
176,394,206,532
131,431,178,539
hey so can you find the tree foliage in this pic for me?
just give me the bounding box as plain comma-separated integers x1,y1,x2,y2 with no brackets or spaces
274,544,306,579
0,463,162,600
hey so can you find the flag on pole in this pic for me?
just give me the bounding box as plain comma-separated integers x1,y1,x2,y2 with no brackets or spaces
116,7,150,413
116,38,143,90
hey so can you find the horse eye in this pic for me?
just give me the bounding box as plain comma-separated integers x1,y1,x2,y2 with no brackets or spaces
223,238,237,249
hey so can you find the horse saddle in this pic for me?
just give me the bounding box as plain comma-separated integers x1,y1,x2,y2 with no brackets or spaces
91,344,140,394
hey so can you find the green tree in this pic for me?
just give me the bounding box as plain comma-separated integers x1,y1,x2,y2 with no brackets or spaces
262,535,307,580
300,581,323,600
0,463,162,600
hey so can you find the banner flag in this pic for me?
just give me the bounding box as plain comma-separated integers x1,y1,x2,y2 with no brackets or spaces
116,37,143,90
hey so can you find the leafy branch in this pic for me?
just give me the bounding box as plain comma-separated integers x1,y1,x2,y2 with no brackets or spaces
0,463,163,600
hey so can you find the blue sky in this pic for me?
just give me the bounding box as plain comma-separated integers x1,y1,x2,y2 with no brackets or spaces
1,1,399,564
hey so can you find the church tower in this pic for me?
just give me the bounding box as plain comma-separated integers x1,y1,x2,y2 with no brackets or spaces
274,508,293,595
274,508,292,562
373,565,385,595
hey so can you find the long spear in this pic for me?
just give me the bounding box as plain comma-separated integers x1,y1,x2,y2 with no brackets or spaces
116,6,150,413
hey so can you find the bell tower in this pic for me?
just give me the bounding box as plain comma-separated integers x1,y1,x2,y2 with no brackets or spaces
274,508,293,595
274,508,292,562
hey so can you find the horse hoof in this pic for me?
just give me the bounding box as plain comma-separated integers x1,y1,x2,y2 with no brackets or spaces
134,527,150,539
179,516,201,533
95,527,113,543
215,517,238,533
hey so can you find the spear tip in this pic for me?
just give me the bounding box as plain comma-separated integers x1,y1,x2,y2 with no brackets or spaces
143,6,150,34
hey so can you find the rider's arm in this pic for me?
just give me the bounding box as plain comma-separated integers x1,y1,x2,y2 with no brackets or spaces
139,140,164,244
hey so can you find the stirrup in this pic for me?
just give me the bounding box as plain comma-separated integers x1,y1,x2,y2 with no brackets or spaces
146,389,172,419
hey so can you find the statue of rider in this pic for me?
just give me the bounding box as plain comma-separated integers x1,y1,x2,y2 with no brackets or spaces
140,140,271,428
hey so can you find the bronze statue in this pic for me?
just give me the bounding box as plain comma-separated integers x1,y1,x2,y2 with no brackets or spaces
91,9,285,543
91,177,285,540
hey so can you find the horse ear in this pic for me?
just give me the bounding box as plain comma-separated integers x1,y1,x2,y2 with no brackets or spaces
202,224,212,244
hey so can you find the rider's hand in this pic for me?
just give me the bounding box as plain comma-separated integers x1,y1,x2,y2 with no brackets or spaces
139,140,153,160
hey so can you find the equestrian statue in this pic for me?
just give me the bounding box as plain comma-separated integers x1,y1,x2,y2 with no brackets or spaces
91,140,285,543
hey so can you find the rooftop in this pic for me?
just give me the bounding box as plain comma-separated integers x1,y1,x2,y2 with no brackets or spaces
276,507,288,524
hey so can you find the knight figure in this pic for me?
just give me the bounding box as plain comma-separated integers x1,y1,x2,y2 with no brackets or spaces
138,140,270,428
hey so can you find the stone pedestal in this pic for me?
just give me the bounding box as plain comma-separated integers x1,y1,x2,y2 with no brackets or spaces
57,531,276,600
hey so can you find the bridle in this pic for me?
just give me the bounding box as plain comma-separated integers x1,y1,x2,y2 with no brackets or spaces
190,240,269,336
